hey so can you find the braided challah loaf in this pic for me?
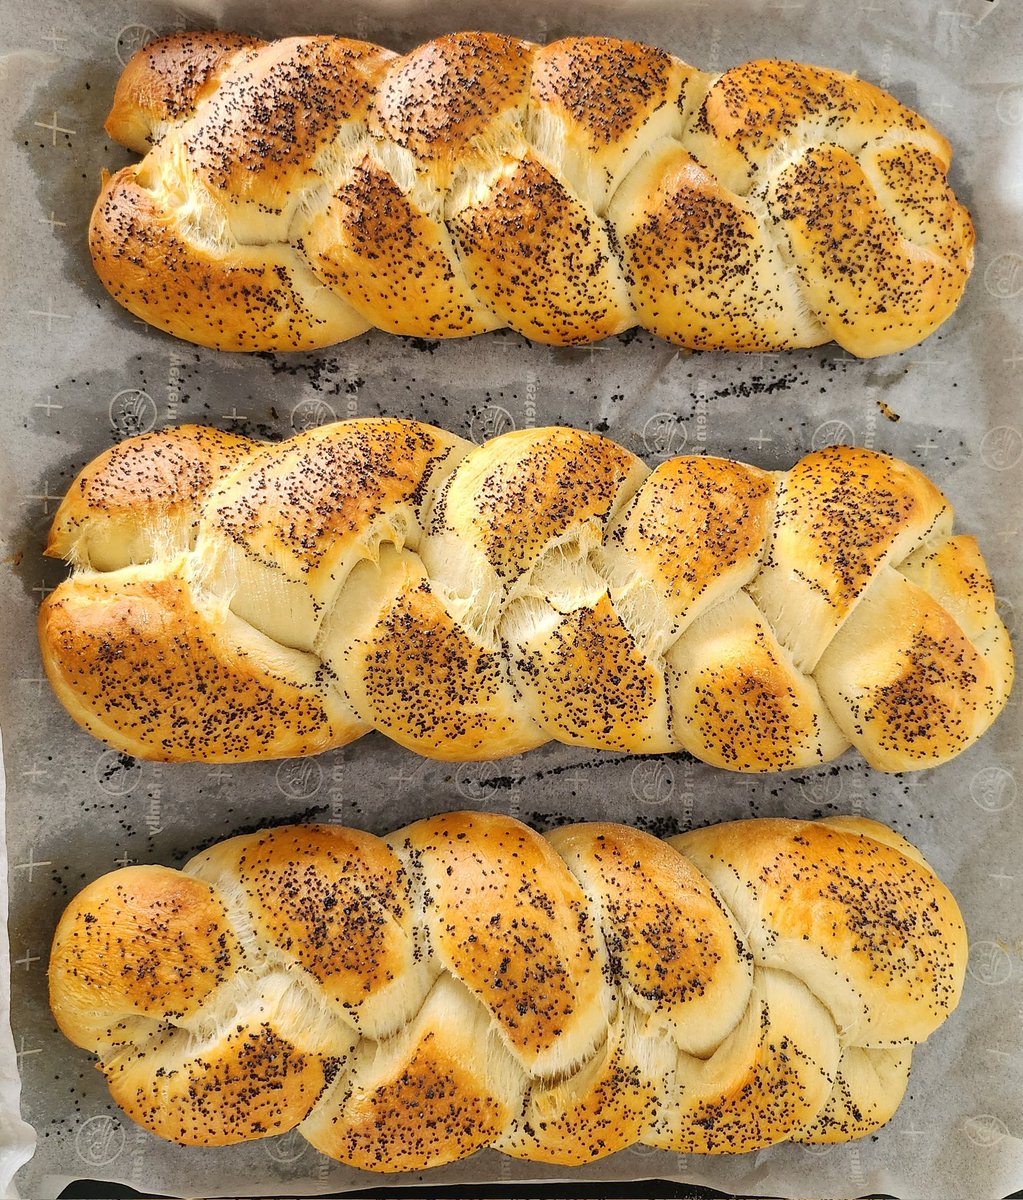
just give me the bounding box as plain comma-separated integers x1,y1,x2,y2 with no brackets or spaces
49,811,967,1168
40,419,1012,772
92,31,973,356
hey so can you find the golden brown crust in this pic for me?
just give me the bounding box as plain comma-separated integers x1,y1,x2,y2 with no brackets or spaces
90,166,370,351
229,826,413,1006
609,144,824,351
667,591,849,771
91,33,974,353
108,1004,329,1146
688,59,949,194
302,155,499,336
750,444,952,672
530,37,687,159
527,38,703,213
315,1023,505,1169
606,455,774,634
815,568,1010,771
203,418,468,583
511,596,671,752
899,535,1003,642
49,866,239,1047
302,974,522,1169
49,812,967,1168
495,1004,654,1164
324,547,545,760
451,153,633,344
46,425,254,568
374,32,534,164
439,426,646,583
184,37,393,224
673,818,968,1044
653,969,841,1153
766,144,972,357
39,564,365,762
105,32,267,152
394,812,608,1074
547,824,752,1054
863,144,974,267
40,420,1012,771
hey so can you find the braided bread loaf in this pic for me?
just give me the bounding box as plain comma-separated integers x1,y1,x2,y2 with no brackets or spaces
39,419,1012,772
49,812,967,1168
91,31,973,356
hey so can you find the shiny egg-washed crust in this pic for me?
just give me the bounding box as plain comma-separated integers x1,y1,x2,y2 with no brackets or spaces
49,812,967,1167
39,419,1012,772
92,31,973,356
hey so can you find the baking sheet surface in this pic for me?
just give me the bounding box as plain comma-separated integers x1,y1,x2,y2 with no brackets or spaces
1,0,1022,1196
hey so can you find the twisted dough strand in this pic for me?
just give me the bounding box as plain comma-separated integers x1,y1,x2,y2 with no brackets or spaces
49,812,967,1169
39,419,1012,771
91,31,973,356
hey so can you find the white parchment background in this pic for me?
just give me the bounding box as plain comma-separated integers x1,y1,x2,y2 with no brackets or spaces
0,0,1021,1197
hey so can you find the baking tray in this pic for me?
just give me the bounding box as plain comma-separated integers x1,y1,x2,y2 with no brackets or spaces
1,0,1021,1197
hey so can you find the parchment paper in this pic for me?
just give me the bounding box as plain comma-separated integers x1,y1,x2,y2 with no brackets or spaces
1,0,1021,1196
